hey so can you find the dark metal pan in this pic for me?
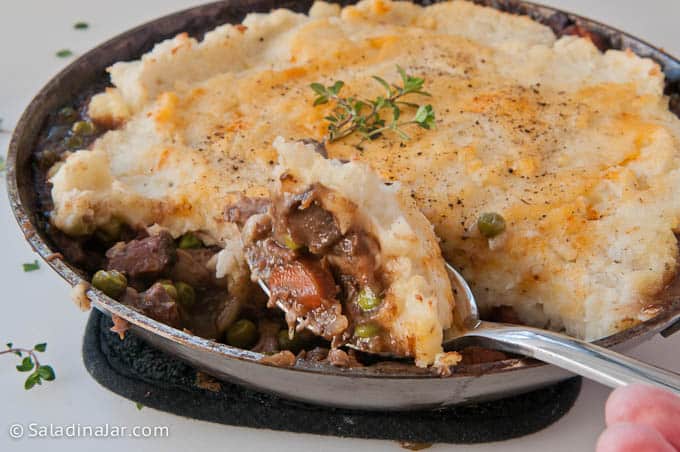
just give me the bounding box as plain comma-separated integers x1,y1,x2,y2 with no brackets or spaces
7,0,680,410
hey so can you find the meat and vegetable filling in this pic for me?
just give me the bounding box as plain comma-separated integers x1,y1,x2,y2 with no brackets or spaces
92,230,240,338
243,183,393,353
88,227,353,362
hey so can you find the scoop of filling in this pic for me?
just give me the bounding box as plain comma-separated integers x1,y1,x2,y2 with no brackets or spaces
243,183,397,354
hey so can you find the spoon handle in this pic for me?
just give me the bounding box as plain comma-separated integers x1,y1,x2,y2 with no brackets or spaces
466,322,680,395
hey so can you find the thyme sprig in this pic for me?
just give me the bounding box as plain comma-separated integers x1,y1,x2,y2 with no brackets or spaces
2,342,56,390
310,65,435,149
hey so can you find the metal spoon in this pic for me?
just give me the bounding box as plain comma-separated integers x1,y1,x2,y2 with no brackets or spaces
259,263,680,394
443,263,680,394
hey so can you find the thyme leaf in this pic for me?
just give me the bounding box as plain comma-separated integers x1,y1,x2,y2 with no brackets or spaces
56,49,73,58
311,66,435,149
22,260,40,272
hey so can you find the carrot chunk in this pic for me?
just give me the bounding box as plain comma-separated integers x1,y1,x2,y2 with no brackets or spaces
268,258,337,309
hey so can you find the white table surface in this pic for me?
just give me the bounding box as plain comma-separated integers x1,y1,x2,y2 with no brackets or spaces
1,1,679,451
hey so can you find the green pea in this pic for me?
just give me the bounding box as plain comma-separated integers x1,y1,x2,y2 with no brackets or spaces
95,218,122,242
354,322,381,338
71,120,97,136
57,106,78,123
357,287,382,311
477,212,506,238
282,234,302,251
92,270,127,298
175,282,196,308
178,232,202,249
63,134,83,149
226,319,259,349
159,281,178,299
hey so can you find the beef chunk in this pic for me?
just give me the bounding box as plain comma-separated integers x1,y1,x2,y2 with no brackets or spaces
225,197,270,226
328,231,381,290
245,238,297,281
119,284,181,328
285,203,342,254
141,283,181,327
168,248,216,288
106,232,176,279
272,185,343,254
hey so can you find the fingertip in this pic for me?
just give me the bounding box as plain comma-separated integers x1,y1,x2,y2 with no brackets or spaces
605,384,680,425
605,385,680,450
596,423,675,452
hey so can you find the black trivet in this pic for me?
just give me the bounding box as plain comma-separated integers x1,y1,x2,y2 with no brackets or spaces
82,310,581,444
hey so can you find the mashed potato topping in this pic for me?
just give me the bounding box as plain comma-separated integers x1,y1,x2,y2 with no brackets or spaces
51,0,680,341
